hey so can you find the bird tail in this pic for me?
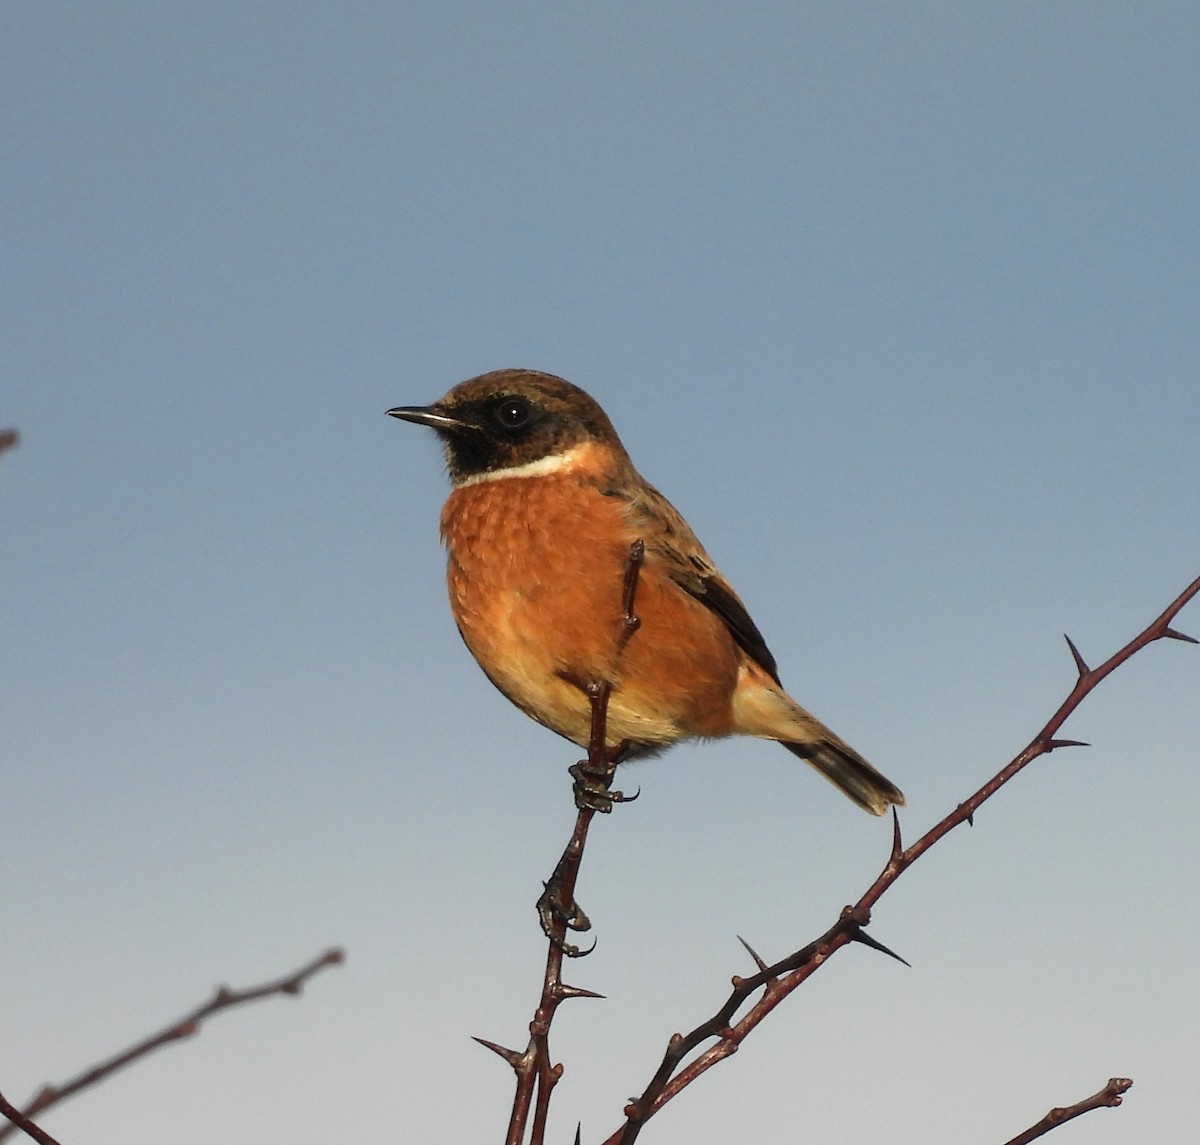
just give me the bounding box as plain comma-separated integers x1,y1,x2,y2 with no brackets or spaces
730,664,905,815
782,738,905,816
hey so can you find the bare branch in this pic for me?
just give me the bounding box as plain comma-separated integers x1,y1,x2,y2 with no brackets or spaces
602,573,1199,1142
1000,1077,1132,1145
0,947,344,1142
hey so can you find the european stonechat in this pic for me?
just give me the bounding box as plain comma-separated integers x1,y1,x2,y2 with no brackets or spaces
388,369,904,815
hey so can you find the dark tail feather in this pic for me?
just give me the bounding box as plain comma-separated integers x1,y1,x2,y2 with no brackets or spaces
783,739,905,816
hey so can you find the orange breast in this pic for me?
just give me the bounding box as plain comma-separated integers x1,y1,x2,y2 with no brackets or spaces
439,472,741,750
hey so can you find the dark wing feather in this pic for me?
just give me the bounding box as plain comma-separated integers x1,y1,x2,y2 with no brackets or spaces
680,569,781,684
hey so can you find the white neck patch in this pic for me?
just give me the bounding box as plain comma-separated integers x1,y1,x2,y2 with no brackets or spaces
452,444,589,488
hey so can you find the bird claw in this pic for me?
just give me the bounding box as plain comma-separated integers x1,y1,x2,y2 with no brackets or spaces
537,877,596,957
569,760,639,813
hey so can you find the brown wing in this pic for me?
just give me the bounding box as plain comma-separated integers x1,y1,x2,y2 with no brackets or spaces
615,478,782,685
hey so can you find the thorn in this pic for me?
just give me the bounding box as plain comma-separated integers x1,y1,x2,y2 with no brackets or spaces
890,806,903,859
557,982,606,1000
737,935,769,972
472,1036,524,1068
1044,738,1089,751
849,927,912,968
573,1123,582,1145
1162,626,1199,645
1064,634,1090,677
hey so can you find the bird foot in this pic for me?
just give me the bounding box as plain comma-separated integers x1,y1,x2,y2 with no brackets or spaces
569,757,639,813
537,874,595,957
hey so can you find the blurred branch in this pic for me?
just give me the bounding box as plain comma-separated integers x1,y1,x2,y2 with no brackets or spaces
598,573,1199,1143
0,947,344,1143
1002,1078,1132,1145
0,428,18,458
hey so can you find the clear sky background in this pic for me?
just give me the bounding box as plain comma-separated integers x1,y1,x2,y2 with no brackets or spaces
3,3,1198,1143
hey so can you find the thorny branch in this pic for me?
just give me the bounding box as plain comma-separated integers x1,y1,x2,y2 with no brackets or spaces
0,948,344,1144
597,573,1200,1143
479,542,645,1145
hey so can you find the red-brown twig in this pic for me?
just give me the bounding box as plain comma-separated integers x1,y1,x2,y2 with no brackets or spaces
0,429,18,458
0,947,344,1143
0,1094,60,1145
1001,1077,1133,1145
480,542,645,1145
601,573,1199,1143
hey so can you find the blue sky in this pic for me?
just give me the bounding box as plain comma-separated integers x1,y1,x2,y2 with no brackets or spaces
3,3,1198,1142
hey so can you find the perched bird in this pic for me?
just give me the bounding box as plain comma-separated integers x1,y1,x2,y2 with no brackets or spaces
388,369,904,815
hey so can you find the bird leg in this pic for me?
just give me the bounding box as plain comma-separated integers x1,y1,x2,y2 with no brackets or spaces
537,690,633,954
537,543,646,952
566,539,645,813
565,676,640,812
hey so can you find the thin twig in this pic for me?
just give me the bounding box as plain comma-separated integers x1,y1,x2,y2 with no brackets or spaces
603,574,1199,1143
1000,1077,1132,1145
491,685,614,1145
0,948,344,1143
0,1094,60,1145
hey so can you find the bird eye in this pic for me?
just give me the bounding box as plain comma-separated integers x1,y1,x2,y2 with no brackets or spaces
494,397,531,430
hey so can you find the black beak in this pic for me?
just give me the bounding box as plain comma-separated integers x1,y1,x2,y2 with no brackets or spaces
386,405,476,433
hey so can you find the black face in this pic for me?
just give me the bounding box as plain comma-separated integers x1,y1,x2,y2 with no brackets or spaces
434,391,578,480
389,370,623,485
